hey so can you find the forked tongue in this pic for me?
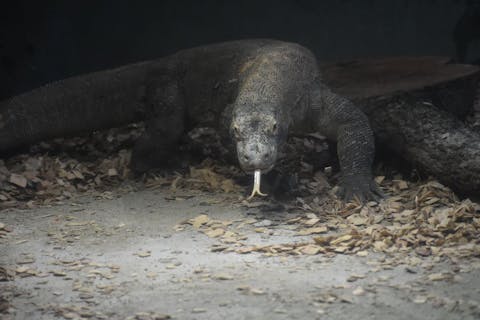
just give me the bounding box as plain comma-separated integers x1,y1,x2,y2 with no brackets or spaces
247,169,267,200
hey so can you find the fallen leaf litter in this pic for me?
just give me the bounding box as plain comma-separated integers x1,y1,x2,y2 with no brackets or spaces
2,124,479,262
1,122,480,318
178,179,480,262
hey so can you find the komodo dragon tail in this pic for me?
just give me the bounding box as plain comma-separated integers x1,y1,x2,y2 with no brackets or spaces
0,61,152,153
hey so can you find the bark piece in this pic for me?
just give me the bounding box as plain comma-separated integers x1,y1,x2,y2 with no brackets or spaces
322,57,480,194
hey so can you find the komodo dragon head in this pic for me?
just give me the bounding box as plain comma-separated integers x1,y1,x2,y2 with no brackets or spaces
229,103,288,175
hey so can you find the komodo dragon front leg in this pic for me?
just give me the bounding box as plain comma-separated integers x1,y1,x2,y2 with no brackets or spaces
131,71,185,173
311,81,383,202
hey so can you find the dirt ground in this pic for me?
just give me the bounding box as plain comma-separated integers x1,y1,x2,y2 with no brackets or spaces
1,184,480,320
1,126,480,319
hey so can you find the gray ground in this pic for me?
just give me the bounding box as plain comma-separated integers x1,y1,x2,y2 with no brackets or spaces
1,188,480,320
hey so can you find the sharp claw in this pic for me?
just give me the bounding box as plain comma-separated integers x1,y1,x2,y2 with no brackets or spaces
337,176,387,204
357,194,365,204
371,183,385,200
375,188,386,199
342,185,382,204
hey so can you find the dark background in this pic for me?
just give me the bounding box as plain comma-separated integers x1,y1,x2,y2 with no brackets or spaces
1,0,479,100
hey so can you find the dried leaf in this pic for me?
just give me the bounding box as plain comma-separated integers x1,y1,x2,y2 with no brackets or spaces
304,218,320,226
9,174,27,188
356,251,369,257
191,308,207,313
191,214,209,229
352,287,365,296
204,228,225,238
300,245,325,255
346,214,369,226
250,288,266,295
65,221,90,227
107,168,118,176
427,273,450,281
413,296,427,304
135,251,151,258
330,234,353,245
212,273,234,280
297,226,328,236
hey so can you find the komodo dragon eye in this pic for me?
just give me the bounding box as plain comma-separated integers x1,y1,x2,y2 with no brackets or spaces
232,125,242,139
269,122,278,135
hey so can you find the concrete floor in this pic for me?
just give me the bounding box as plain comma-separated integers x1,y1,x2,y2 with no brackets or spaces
1,188,480,320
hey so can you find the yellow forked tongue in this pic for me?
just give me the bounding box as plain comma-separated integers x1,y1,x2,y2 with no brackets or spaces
247,170,268,200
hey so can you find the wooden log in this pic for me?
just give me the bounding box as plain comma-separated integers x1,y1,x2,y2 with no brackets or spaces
321,56,480,195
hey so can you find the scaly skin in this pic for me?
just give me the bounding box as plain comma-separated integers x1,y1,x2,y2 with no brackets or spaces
0,39,381,201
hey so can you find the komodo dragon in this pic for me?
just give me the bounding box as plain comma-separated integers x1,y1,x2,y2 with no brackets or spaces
0,39,382,201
